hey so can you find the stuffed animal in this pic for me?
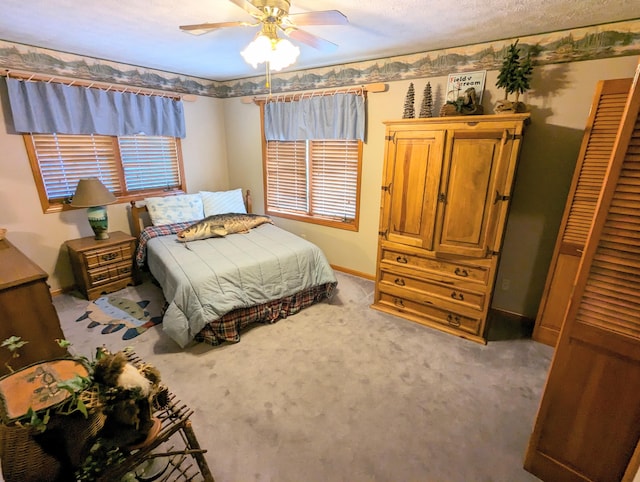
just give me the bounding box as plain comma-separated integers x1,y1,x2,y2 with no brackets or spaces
92,349,164,448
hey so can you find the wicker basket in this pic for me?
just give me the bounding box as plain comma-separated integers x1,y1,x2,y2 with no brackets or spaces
0,358,105,480
0,409,105,482
0,423,61,482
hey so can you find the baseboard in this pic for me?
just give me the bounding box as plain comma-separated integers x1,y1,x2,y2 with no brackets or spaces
330,265,375,281
487,308,535,341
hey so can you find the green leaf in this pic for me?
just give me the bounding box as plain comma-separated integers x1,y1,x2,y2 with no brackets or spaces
1,336,28,352
76,398,88,418
56,339,72,348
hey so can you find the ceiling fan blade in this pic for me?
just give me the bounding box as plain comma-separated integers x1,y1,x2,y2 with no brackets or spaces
286,10,348,26
180,21,256,35
285,27,338,52
227,0,264,18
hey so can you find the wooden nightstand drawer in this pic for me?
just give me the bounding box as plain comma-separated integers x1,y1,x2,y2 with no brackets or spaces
87,261,133,287
84,245,132,269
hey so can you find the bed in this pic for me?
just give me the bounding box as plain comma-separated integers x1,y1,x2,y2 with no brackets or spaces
130,189,337,348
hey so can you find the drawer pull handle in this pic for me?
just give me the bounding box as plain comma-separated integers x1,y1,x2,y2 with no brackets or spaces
451,291,464,301
454,267,468,277
396,256,408,264
101,253,118,261
120,267,131,274
394,298,405,308
94,274,108,281
447,314,461,327
394,278,405,286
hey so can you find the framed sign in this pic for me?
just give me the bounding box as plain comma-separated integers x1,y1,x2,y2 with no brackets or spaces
446,70,486,102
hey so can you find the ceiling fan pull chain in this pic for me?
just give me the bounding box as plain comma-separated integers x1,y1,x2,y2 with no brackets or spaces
265,61,272,92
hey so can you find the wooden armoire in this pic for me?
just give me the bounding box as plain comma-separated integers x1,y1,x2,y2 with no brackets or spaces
533,77,633,347
525,62,640,481
371,114,530,344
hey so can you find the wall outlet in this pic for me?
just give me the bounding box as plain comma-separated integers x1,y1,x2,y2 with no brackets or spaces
501,278,511,291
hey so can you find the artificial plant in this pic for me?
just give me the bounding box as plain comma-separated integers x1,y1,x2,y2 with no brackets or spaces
495,40,534,112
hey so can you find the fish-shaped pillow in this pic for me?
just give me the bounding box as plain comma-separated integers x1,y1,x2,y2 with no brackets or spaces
176,213,273,242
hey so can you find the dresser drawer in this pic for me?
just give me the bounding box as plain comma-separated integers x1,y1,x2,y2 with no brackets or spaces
87,261,133,287
378,269,486,311
380,246,491,285
84,244,132,270
377,292,481,335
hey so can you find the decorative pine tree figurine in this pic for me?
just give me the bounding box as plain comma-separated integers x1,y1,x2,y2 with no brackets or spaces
495,39,534,113
419,82,433,118
402,82,415,119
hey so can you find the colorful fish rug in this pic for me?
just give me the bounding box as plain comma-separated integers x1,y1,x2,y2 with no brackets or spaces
75,294,163,340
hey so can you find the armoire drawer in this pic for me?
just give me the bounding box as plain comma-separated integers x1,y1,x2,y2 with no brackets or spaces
380,246,491,285
378,269,487,311
377,291,481,335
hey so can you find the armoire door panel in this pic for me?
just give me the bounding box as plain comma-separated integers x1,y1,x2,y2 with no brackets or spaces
385,130,445,249
435,131,508,257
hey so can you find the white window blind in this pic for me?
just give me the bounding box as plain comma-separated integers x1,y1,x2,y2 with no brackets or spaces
26,133,184,212
265,138,361,228
119,136,180,191
30,134,120,201
310,140,359,221
266,140,308,213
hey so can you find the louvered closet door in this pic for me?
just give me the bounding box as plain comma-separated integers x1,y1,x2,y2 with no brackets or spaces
533,78,632,347
525,64,640,482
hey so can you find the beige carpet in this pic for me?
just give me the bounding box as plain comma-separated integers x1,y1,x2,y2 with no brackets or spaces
52,271,551,482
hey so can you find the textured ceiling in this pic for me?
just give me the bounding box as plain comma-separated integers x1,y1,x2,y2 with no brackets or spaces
1,0,638,81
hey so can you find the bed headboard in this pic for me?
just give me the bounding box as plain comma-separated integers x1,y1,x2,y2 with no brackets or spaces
129,189,253,240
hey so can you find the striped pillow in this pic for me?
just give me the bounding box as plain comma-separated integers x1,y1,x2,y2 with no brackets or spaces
200,189,247,216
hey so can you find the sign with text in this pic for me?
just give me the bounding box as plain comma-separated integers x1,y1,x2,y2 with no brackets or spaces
446,70,486,102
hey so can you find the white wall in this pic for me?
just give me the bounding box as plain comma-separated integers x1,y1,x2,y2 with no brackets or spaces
0,81,227,292
224,55,640,317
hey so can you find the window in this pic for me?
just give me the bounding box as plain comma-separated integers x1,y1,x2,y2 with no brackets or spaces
264,138,362,230
264,140,362,231
24,133,185,213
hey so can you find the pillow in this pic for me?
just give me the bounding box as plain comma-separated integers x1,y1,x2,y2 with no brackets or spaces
144,194,204,226
200,189,247,216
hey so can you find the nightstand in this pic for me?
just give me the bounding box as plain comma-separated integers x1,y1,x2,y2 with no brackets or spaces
66,231,137,300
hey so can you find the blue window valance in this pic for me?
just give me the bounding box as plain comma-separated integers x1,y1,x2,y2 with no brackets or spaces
264,92,365,141
6,78,186,138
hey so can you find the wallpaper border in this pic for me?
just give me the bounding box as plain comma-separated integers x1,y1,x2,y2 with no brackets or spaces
1,19,639,98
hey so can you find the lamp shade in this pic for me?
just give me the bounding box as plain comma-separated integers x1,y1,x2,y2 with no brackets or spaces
70,178,116,207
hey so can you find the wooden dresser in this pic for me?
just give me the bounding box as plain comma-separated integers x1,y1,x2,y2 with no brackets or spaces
65,231,137,300
371,114,530,344
0,239,67,376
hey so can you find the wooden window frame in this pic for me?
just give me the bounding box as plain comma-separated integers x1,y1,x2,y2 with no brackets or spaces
24,133,186,213
259,103,363,232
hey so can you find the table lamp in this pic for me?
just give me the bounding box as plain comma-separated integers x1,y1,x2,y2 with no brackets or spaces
70,178,117,240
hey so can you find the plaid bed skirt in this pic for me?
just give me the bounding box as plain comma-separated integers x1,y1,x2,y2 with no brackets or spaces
195,282,337,346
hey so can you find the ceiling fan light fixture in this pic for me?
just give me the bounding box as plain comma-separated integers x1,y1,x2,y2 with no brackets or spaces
240,33,300,72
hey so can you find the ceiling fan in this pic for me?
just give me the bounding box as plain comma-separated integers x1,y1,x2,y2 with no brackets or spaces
179,0,349,53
